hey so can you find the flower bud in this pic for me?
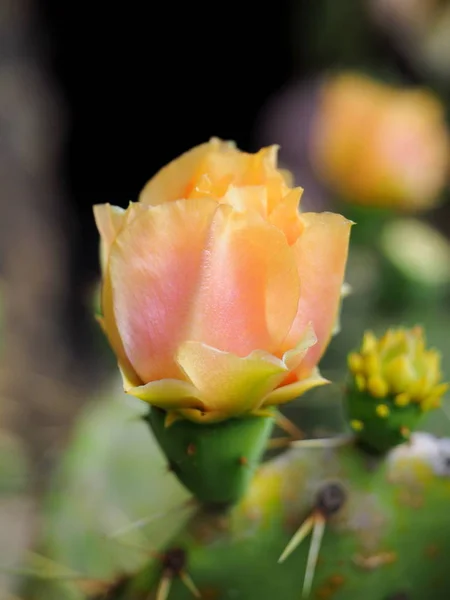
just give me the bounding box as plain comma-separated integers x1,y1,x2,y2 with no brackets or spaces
94,139,352,425
347,327,448,453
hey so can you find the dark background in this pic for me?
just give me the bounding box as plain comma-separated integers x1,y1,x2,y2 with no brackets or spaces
38,0,429,299
40,1,295,281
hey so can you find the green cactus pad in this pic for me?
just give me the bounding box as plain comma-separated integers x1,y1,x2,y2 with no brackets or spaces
101,433,450,600
145,408,275,505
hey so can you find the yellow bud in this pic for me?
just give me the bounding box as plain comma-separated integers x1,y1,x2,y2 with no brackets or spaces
394,393,410,407
365,353,381,378
367,375,389,398
421,396,441,412
433,382,450,397
351,419,364,431
376,404,390,418
389,330,408,356
407,376,430,401
413,332,425,358
361,331,378,355
348,352,364,374
378,329,395,353
355,374,366,392
420,383,449,411
348,327,447,453
384,355,415,395
423,351,441,387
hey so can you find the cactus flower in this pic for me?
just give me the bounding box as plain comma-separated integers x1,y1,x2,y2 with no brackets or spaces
94,139,351,424
347,326,449,452
311,73,450,211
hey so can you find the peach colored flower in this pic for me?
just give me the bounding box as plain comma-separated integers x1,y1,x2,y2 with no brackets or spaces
311,73,449,211
94,139,351,424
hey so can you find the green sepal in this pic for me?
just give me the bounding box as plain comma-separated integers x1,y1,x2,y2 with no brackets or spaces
145,408,275,505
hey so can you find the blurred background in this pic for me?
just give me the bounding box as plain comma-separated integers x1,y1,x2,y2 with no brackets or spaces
2,0,450,597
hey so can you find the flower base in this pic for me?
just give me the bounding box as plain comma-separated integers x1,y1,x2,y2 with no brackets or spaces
144,408,275,505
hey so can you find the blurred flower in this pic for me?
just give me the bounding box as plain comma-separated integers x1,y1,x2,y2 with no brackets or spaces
310,73,449,211
94,139,351,424
347,326,448,452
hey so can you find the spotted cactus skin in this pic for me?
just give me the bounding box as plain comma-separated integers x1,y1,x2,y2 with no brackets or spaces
99,432,450,600
145,408,275,504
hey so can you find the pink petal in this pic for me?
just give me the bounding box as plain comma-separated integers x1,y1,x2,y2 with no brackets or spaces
188,205,300,356
107,198,219,382
94,203,126,273
283,212,352,375
99,274,142,387
94,203,146,272
95,203,149,386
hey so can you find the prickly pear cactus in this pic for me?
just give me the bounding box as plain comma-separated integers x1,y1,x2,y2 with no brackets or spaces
84,328,450,600
94,432,450,600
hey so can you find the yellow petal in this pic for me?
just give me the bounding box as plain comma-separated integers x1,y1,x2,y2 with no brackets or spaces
125,378,205,411
268,188,304,245
164,411,184,427
421,383,449,411
367,375,389,398
175,341,288,419
222,185,268,217
361,331,378,355
245,146,290,211
348,352,364,374
280,168,294,187
383,355,416,394
262,368,329,406
423,351,442,387
139,138,234,205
